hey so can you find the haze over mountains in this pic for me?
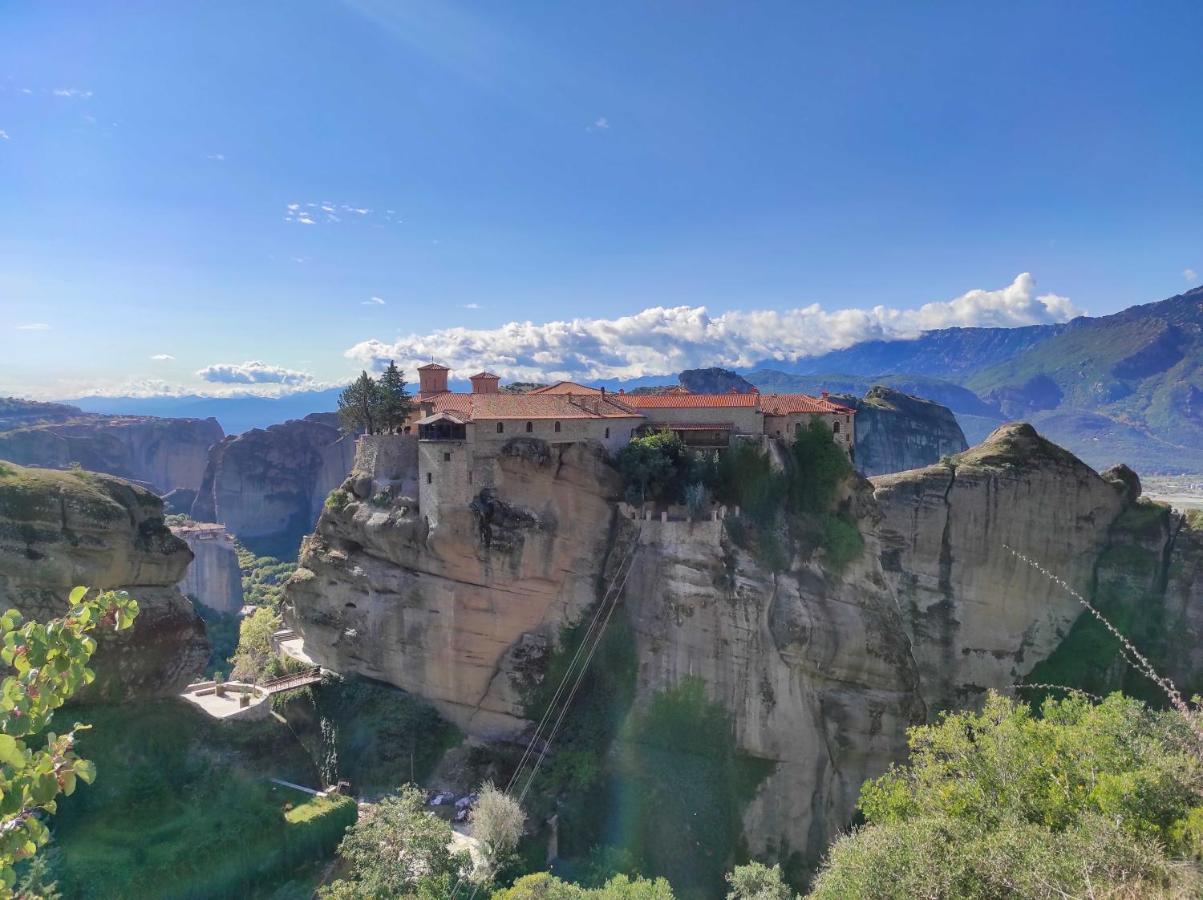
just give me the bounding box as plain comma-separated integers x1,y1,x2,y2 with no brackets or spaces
60,285,1203,475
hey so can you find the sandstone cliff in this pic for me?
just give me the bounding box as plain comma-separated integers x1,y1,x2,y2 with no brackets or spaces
283,424,1203,876
838,385,968,476
192,414,356,560
0,398,223,495
0,461,209,699
173,522,244,614
286,438,623,736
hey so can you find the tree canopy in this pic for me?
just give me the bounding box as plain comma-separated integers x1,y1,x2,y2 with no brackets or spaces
807,691,1203,899
338,362,413,435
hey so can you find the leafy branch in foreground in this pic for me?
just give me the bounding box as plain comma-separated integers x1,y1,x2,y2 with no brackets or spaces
0,588,138,891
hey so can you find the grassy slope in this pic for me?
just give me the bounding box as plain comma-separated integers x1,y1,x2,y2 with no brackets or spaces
47,700,354,899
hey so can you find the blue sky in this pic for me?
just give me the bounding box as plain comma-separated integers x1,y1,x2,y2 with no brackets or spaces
2,0,1201,397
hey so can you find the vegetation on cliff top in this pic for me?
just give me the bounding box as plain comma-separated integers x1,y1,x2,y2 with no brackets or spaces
337,361,413,435
808,691,1203,899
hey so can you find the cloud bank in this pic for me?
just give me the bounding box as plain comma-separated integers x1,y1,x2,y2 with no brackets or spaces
197,360,315,386
345,273,1079,381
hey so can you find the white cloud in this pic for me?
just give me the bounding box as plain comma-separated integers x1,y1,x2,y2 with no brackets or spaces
363,296,386,305
196,360,315,386
587,116,609,132
1186,268,1199,283
150,353,174,361
0,130,9,141
15,323,50,331
207,153,225,161
460,302,482,310
345,273,1080,382
284,201,378,226
52,88,92,98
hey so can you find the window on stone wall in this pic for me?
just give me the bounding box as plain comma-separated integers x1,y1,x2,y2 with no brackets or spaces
497,422,504,433
605,427,610,439
468,471,473,484
526,421,533,432
554,421,561,433
833,421,841,433
443,452,451,461
426,472,432,484
795,423,802,435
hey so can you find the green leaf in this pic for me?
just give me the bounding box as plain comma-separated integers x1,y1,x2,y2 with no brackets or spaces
0,735,23,768
68,586,88,605
74,758,96,784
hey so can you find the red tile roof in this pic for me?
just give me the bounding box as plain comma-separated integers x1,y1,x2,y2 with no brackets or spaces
423,392,642,421
469,371,500,380
417,362,450,370
630,393,760,409
639,422,734,431
527,381,603,395
760,394,854,415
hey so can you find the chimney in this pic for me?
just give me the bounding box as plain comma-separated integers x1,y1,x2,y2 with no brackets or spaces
821,390,829,399
417,363,450,398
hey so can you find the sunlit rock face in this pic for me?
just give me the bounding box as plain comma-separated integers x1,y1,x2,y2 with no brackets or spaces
284,438,623,737
0,462,208,700
0,402,223,495
842,385,969,476
284,423,1203,870
173,522,244,614
191,414,355,560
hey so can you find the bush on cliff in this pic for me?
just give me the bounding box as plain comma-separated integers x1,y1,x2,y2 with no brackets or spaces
807,691,1203,899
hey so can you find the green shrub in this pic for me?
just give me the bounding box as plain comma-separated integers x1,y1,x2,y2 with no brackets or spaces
820,515,863,571
324,488,351,512
807,692,1203,899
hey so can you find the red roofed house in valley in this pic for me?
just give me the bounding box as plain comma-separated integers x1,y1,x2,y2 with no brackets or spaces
399,364,854,527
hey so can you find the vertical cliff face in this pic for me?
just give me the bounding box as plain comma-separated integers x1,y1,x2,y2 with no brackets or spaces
173,523,245,614
0,403,223,494
192,415,356,560
0,462,209,699
286,438,623,736
283,423,1203,876
840,385,968,476
625,513,924,866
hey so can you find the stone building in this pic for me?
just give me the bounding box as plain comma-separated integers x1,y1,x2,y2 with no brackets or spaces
405,365,855,526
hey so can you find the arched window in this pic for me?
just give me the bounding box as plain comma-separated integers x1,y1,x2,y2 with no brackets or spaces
525,421,533,433
833,421,841,434
496,422,504,434
795,423,802,435
554,421,561,433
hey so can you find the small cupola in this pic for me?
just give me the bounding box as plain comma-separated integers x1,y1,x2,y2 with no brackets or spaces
469,371,501,394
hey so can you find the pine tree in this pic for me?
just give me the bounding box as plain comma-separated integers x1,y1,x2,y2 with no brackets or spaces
378,361,413,433
338,371,382,435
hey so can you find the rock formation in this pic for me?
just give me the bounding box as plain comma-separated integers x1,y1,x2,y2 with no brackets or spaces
837,385,968,476
0,399,223,495
0,461,209,699
173,522,244,614
283,423,1203,873
191,414,356,560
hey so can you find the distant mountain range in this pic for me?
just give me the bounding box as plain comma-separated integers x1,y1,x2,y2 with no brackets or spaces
736,285,1203,474
60,284,1203,475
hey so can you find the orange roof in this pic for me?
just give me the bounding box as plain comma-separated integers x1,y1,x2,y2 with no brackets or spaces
417,362,450,371
528,380,603,395
631,393,759,409
424,392,641,421
760,394,854,415
639,422,734,431
469,371,500,380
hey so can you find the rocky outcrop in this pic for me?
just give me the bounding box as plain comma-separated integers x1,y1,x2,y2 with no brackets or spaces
838,385,968,476
284,423,1203,875
285,438,623,737
0,461,209,699
173,523,244,614
191,414,356,560
0,400,223,495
